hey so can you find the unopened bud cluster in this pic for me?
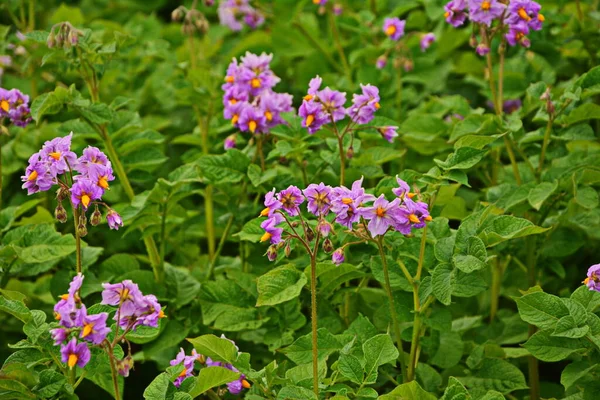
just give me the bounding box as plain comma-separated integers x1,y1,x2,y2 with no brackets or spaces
47,22,83,49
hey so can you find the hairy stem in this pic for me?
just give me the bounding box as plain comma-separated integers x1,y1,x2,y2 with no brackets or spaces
337,134,346,186
377,237,407,382
537,119,553,176
107,346,121,400
407,280,421,381
526,236,540,400
490,257,505,321
310,254,319,397
73,206,82,274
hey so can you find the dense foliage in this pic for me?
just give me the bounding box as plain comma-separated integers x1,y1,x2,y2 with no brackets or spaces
1,0,600,399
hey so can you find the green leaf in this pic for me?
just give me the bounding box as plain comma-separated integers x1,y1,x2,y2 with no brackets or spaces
35,370,66,398
524,330,588,362
187,335,238,364
571,286,600,312
379,381,436,400
434,147,487,170
197,149,251,184
24,30,50,43
561,361,596,390
188,367,240,397
430,331,463,369
458,358,527,394
0,379,36,399
440,377,471,400
515,291,569,330
565,103,600,125
0,295,31,323
316,263,364,295
276,386,317,400
281,328,343,365
256,265,307,307
337,354,363,384
528,181,558,211
30,92,65,122
552,316,589,339
453,236,487,273
143,368,178,400
363,334,399,384
432,263,453,306
575,187,599,209
480,216,548,247
236,219,264,243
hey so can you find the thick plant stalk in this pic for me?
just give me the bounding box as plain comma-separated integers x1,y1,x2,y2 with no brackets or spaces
73,207,82,274
310,254,319,397
337,134,346,186
526,236,540,400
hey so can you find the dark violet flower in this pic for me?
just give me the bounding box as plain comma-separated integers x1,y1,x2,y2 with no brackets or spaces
277,185,305,217
40,133,78,177
361,195,402,237
503,99,522,114
260,213,284,244
505,26,531,48
50,328,68,345
303,183,332,216
170,348,196,387
224,134,236,150
585,264,600,292
106,209,123,230
76,305,111,345
476,43,490,56
506,0,544,31
21,152,53,195
299,99,328,134
101,280,143,306
260,188,283,217
332,248,345,265
383,18,405,41
376,55,387,69
238,105,267,134
378,126,398,143
444,0,468,27
70,179,103,210
60,338,91,369
420,33,436,52
468,0,506,26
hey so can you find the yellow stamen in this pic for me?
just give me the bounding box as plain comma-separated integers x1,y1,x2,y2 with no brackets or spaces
82,323,94,338
265,111,273,121
385,25,397,37
407,192,416,199
409,214,420,224
425,215,433,222
374,102,381,109
0,100,9,112
242,379,251,389
376,207,386,218
444,11,450,18
81,194,91,208
306,115,315,127
251,78,261,88
481,0,491,10
229,99,238,105
249,120,257,133
537,13,544,22
60,294,69,301
121,288,130,301
225,76,234,83
27,170,38,181
260,231,272,242
312,0,320,4
304,94,314,101
159,310,166,318
98,176,109,189
517,8,531,21
232,114,239,125
54,312,61,321
260,207,270,217
49,152,61,161
584,277,590,285
341,198,353,205
67,354,78,368
178,367,188,378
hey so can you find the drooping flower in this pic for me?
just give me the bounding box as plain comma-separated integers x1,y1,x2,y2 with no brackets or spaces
476,43,490,56
70,179,103,210
361,195,402,237
378,126,398,143
348,84,380,125
260,189,283,217
218,0,264,31
505,26,531,48
468,0,506,26
503,99,522,114
444,0,468,26
76,305,111,345
402,197,432,229
260,213,285,245
60,338,91,369
40,133,78,176
584,264,600,292
420,33,436,52
117,356,134,377
50,328,68,345
21,152,54,195
224,134,236,150
382,18,406,41
134,295,165,328
170,348,196,387
332,248,345,265
277,186,305,217
376,55,387,69
106,210,123,230
303,183,332,216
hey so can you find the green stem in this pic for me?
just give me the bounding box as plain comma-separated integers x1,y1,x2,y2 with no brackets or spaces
337,134,346,186
73,371,86,389
329,10,352,83
107,346,121,400
396,68,403,119
28,0,35,31
310,254,319,397
576,0,583,21
490,257,503,321
537,119,553,176
485,51,500,115
293,21,345,76
73,207,82,274
377,237,407,382
207,213,234,279
0,139,3,213
406,282,422,381
204,185,216,261
159,202,167,268
526,236,540,400
369,0,377,15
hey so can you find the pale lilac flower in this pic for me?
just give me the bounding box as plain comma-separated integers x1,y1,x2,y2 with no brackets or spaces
318,87,347,122
70,179,103,210
101,280,143,306
260,213,284,245
303,183,332,216
361,195,402,237
506,26,531,48
379,126,398,143
468,0,506,26
40,133,78,176
51,328,68,345
585,264,600,292
21,152,53,195
277,186,305,217
383,18,405,41
299,99,328,134
170,348,196,387
106,210,123,230
376,55,387,69
260,188,283,217
444,0,468,27
476,43,490,56
76,305,111,345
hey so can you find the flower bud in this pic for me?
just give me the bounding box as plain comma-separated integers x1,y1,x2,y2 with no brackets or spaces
317,220,331,237
77,214,88,237
332,248,344,265
284,241,292,257
403,59,414,72
266,245,277,262
194,18,209,33
90,207,102,226
68,31,79,46
204,0,215,5
469,34,478,48
55,203,68,223
346,146,354,160
323,238,333,253
117,356,134,377
540,87,551,101
47,32,56,48
376,55,387,70
172,8,184,21
56,186,69,202
333,4,343,15
546,100,555,116
306,226,315,242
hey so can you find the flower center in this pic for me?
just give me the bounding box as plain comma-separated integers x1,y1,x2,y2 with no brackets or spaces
242,379,251,389
225,76,234,83
444,11,451,18
374,102,381,109
376,207,386,218
251,78,261,88
0,100,9,112
120,288,131,301
27,170,38,181
517,7,531,21
481,1,491,10
515,31,525,41
159,310,166,318
260,231,272,242
425,215,433,221
341,197,353,205
304,94,314,101
68,354,78,368
305,114,315,127
537,13,545,22
260,207,270,217
178,367,188,378
314,192,329,207
229,98,237,105
408,214,420,223
49,151,61,161
81,194,91,208
248,120,258,133
232,114,239,125
98,176,109,189
385,25,397,36
82,322,94,338
265,111,273,121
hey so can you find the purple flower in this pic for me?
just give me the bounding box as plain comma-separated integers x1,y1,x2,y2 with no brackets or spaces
40,133,78,176
259,92,292,127
299,99,328,134
76,305,110,345
0,88,12,118
444,0,468,27
379,126,398,143
318,87,347,122
392,177,416,199
277,185,305,217
244,8,265,29
332,248,345,265
260,213,285,244
348,84,380,125
106,210,123,230
333,4,343,15
170,348,196,387
224,134,236,150
303,183,333,216
70,179,103,210
101,280,143,306
60,338,91,369
376,56,387,69
50,328,68,345
361,195,402,237
420,33,436,52
402,197,431,229
313,0,327,4
585,264,600,292
468,0,506,26
218,0,263,31
224,101,247,126
503,99,522,114
505,26,531,48
260,188,282,217
21,152,53,195
383,18,406,41
506,0,544,31
238,105,267,134
134,295,165,328
476,43,490,56
223,85,249,107
330,177,376,229
307,76,323,98
54,274,84,327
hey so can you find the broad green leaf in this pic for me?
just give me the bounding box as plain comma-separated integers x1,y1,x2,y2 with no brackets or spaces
561,361,596,390
187,335,238,364
0,295,31,323
434,147,487,171
276,385,317,400
197,149,250,184
480,216,548,247
0,379,36,399
432,263,453,306
337,354,363,384
256,265,307,307
552,315,589,338
458,358,527,394
35,370,66,398
440,376,470,400
515,291,569,329
236,219,264,243
188,367,240,397
430,330,463,369
363,334,399,384
378,381,436,400
571,286,600,312
281,329,343,365
575,187,599,209
528,181,558,210
524,330,588,362
453,236,487,273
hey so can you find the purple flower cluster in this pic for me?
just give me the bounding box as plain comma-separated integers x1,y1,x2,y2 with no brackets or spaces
51,274,108,369
383,18,406,41
585,264,600,292
222,52,293,138
444,0,544,51
218,0,264,32
169,335,250,392
299,77,385,135
101,280,165,331
0,87,32,127
21,133,122,229
259,177,431,264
